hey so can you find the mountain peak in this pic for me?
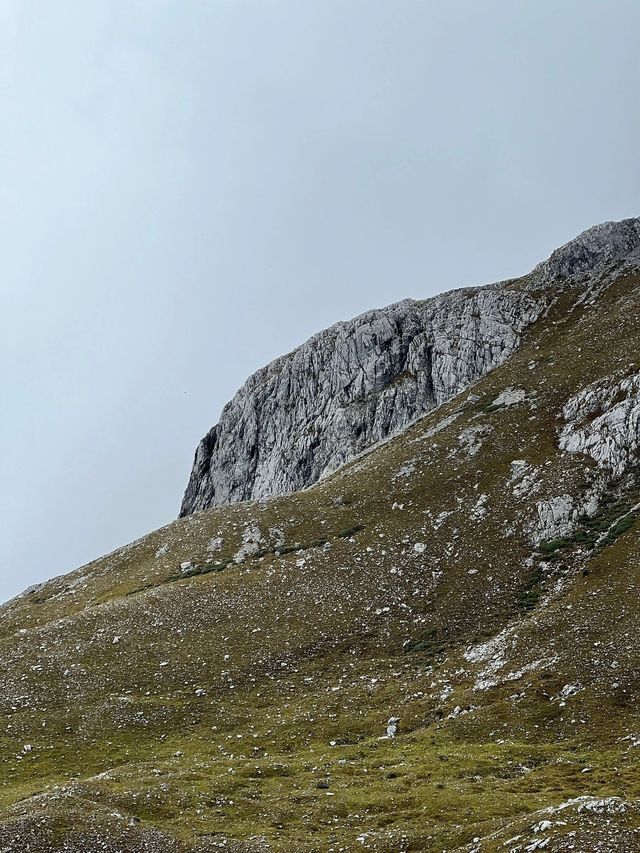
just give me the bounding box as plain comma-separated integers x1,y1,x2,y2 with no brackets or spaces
533,216,640,283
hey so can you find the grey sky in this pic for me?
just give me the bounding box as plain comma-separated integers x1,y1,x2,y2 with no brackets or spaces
1,0,638,602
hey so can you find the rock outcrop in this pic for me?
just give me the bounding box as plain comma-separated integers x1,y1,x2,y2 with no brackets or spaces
180,286,542,515
559,370,640,476
532,217,640,284
180,218,640,516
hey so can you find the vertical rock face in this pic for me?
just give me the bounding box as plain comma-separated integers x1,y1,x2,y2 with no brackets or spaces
180,285,542,515
179,218,640,517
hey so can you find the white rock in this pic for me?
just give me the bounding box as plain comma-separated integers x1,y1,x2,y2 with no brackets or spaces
490,387,526,407
559,371,640,476
180,286,544,514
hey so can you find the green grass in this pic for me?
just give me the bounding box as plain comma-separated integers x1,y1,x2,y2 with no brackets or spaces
516,565,545,610
337,525,365,538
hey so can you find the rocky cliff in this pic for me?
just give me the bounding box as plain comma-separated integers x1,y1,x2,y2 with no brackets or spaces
180,218,640,516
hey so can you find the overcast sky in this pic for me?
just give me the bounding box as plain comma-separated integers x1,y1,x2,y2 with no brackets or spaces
1,1,638,603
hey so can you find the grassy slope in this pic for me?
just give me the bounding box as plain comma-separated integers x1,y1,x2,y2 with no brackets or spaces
1,269,639,852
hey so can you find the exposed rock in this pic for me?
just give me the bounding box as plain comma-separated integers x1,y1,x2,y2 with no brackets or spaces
386,716,400,738
180,286,543,514
180,218,640,516
531,495,577,543
509,459,541,499
470,493,489,520
5,218,640,853
206,536,223,554
529,487,601,546
455,423,492,458
490,386,527,407
232,525,263,564
559,371,640,475
532,217,640,284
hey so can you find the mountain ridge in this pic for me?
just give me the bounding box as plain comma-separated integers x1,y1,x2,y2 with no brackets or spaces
180,217,640,517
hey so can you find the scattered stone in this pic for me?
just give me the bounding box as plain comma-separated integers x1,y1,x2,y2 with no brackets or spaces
386,716,400,738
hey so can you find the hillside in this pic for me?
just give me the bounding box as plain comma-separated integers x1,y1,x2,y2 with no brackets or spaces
2,219,640,852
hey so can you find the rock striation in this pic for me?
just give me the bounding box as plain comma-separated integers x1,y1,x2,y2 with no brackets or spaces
180,218,640,516
180,286,541,515
532,217,640,284
559,370,640,476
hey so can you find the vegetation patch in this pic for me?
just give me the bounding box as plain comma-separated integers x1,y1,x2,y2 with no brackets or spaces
337,525,365,538
404,627,448,656
168,562,229,582
538,538,573,555
516,564,545,611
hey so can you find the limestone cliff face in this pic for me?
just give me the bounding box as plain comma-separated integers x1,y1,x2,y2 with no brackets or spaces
532,217,640,284
559,371,640,477
180,218,640,516
180,286,541,515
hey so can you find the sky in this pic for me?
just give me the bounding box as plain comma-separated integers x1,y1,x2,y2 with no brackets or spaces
1,0,639,603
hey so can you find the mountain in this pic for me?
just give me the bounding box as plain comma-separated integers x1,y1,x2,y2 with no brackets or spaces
180,218,640,515
2,218,640,852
